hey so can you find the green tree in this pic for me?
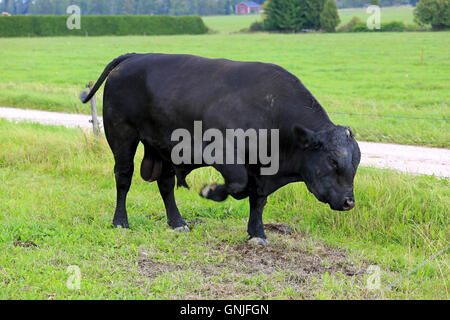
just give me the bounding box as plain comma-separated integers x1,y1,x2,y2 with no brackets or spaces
414,0,450,30
370,0,380,5
264,0,326,32
320,0,340,32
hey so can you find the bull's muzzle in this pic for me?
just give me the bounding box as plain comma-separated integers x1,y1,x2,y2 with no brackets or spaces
341,197,355,211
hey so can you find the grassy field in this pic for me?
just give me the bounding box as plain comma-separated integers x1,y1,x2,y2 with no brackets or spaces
204,14,262,33
203,6,417,33
0,32,449,147
0,6,448,301
0,119,448,299
339,6,416,26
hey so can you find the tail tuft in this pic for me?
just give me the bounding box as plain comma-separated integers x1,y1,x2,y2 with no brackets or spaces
79,90,89,103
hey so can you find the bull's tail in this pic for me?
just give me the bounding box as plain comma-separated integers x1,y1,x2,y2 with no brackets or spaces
79,53,137,103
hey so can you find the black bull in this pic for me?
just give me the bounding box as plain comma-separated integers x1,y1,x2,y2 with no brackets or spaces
81,53,361,245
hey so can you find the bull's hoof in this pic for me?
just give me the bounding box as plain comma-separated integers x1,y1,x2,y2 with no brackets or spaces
174,225,190,233
113,220,129,229
200,184,228,202
200,184,218,198
248,237,269,246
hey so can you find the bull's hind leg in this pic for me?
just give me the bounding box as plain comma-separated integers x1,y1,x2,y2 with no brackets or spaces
157,164,189,231
200,164,248,202
104,121,139,229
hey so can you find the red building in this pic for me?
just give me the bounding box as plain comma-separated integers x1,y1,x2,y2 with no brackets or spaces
235,2,261,15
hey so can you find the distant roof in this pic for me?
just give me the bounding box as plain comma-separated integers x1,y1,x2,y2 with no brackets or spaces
239,1,261,7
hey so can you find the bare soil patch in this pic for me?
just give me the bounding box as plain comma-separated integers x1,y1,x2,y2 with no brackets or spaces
264,223,295,235
213,237,362,279
13,240,38,248
137,225,366,298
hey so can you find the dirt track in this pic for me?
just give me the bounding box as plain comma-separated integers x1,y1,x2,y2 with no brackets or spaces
1,107,449,178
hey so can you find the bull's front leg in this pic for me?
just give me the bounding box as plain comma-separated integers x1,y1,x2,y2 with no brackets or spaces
200,164,248,201
247,195,268,246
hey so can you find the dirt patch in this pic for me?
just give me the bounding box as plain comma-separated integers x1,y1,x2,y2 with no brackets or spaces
213,238,362,279
138,257,185,279
264,223,294,235
138,257,184,276
137,231,366,299
185,219,205,230
14,240,38,248
137,248,184,277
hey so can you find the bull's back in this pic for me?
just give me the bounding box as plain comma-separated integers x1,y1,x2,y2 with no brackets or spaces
106,54,299,132
103,53,330,145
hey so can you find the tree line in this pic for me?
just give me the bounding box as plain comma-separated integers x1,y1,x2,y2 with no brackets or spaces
261,0,447,31
0,0,267,16
263,0,341,32
0,0,422,16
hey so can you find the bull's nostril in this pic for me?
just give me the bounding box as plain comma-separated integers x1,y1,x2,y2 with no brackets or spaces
343,198,355,210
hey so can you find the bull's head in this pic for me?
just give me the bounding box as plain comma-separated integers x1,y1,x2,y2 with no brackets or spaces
293,125,361,211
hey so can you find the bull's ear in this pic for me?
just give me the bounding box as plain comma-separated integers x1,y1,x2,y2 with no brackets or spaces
293,125,316,149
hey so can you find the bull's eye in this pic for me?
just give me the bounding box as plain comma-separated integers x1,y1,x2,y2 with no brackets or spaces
328,157,338,169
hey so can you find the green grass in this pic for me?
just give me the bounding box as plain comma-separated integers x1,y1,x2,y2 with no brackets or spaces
339,6,416,26
204,14,262,33
0,119,448,299
203,6,417,33
0,32,449,147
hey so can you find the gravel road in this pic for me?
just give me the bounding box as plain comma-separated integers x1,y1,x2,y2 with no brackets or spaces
1,107,448,178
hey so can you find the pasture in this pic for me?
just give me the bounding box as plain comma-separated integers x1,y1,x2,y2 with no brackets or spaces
0,11,448,300
204,14,262,33
0,119,448,299
338,5,416,26
0,32,448,147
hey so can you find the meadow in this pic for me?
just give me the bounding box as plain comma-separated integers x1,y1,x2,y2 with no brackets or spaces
0,10,448,300
0,32,448,147
338,5,416,26
203,14,262,33
0,119,448,299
